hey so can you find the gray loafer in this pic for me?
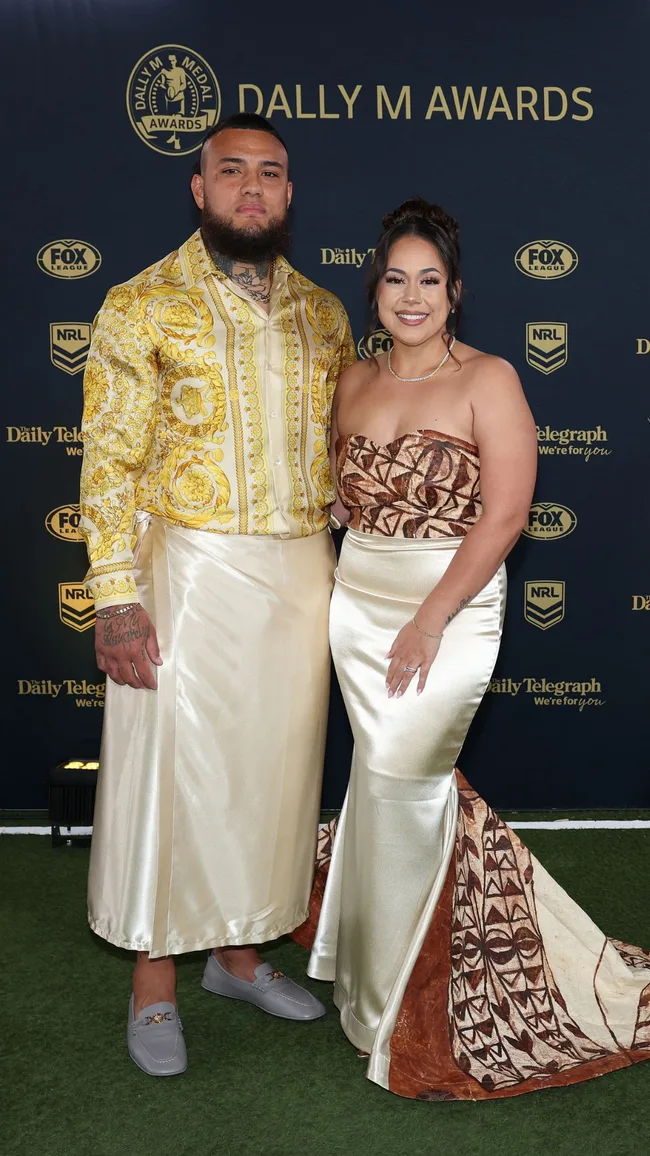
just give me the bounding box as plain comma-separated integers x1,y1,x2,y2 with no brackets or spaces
127,996,187,1076
202,955,326,1022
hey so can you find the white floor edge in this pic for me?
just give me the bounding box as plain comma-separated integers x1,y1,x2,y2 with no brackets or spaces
2,820,650,836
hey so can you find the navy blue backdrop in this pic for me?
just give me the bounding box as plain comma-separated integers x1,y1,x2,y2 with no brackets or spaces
2,0,649,809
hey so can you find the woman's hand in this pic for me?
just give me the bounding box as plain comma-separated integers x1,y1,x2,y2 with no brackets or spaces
385,620,442,698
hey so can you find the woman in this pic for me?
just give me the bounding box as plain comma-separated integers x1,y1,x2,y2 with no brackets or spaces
294,198,650,1100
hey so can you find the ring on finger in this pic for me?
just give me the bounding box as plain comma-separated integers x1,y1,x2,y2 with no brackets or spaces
402,665,419,673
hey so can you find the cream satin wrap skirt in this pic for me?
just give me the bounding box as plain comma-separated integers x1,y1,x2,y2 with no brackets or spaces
88,516,335,958
308,528,506,1082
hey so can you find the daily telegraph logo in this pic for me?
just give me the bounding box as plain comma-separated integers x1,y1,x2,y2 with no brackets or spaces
523,503,577,540
526,323,567,374
524,581,565,630
46,505,83,542
37,241,101,279
59,583,95,632
127,46,220,154
515,240,578,280
632,596,650,610
50,324,91,375
488,676,605,709
17,679,105,706
357,328,393,359
7,427,83,455
321,248,375,268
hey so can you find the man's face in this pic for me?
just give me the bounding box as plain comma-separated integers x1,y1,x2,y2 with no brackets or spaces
191,129,292,236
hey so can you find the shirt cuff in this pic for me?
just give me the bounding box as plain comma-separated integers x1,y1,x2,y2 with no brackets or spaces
85,570,139,612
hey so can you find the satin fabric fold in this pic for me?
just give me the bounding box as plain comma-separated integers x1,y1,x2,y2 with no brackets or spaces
88,517,334,957
308,528,506,1079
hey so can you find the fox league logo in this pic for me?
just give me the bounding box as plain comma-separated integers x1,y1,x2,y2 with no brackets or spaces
515,240,578,280
46,505,83,541
523,503,577,540
524,581,565,630
526,323,568,374
127,45,221,154
37,241,101,280
357,329,393,359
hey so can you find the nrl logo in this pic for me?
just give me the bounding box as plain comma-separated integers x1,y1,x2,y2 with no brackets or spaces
59,583,95,632
524,581,565,630
526,323,568,375
50,324,91,375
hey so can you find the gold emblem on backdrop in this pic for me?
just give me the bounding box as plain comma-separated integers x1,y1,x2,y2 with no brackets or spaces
50,324,91,375
59,583,95,632
46,505,83,541
37,241,101,279
524,581,565,630
357,328,393,359
126,45,221,155
515,240,578,280
522,503,577,541
526,322,568,374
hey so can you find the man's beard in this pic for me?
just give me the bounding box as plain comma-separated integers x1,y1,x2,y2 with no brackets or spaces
201,204,290,265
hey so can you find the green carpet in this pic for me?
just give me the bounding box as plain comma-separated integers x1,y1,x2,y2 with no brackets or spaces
2,831,650,1156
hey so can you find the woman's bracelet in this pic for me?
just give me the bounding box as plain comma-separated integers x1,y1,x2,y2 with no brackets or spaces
96,602,140,620
411,616,443,640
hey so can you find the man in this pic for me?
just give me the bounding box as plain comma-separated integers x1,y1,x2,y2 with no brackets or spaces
80,112,355,1076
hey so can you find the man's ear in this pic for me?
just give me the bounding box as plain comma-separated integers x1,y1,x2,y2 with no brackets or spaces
191,172,205,211
286,181,293,209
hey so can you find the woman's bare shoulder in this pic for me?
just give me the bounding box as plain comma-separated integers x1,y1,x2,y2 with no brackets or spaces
335,356,381,396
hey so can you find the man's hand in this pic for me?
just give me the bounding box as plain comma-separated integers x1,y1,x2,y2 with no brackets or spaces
95,604,162,690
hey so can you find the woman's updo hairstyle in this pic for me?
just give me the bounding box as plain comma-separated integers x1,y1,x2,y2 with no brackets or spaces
365,196,462,354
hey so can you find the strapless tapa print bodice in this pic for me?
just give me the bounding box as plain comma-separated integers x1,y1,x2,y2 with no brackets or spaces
336,429,482,538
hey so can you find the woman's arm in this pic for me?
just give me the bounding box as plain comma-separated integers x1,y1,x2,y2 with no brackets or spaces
328,384,352,528
386,358,537,695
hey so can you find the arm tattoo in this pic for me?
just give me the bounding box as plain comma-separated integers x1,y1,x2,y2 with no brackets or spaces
445,595,472,627
206,241,272,304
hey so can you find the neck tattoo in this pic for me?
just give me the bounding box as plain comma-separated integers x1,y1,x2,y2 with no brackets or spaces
210,249,273,305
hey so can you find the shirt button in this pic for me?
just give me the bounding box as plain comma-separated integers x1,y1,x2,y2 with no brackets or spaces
270,410,277,418
274,457,282,465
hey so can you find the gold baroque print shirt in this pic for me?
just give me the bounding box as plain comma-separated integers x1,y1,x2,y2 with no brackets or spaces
80,230,356,609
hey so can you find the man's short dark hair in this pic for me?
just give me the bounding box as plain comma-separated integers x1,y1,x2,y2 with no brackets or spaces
193,113,288,174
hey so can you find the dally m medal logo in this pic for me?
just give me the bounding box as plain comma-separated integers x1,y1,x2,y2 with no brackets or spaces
524,581,565,630
526,323,568,374
515,240,578,280
59,583,95,632
46,505,83,542
50,324,91,375
357,328,393,359
523,503,577,541
127,45,221,155
37,241,101,280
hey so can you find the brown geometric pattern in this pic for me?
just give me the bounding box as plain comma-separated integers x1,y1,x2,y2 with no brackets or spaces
293,773,650,1100
336,429,481,538
448,778,609,1092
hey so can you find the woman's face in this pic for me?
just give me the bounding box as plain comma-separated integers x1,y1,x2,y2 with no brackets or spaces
376,235,453,346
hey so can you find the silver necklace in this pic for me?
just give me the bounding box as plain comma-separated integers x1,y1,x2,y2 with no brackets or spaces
387,336,456,383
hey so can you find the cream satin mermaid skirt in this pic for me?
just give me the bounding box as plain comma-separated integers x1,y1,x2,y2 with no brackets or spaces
88,516,334,958
308,529,506,1078
300,528,650,1100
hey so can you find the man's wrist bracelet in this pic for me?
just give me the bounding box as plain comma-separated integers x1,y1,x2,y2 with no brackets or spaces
96,602,140,620
411,616,443,640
